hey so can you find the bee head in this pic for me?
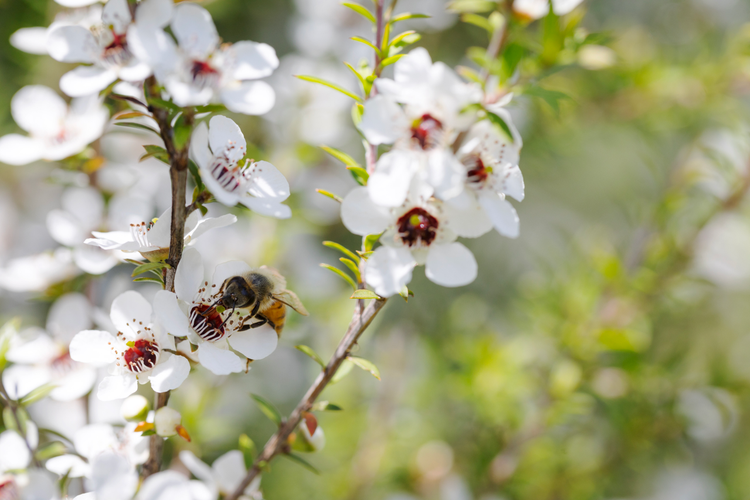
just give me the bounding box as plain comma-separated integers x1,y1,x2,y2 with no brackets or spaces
220,276,256,309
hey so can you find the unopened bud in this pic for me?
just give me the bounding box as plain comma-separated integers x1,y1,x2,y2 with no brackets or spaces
293,413,325,452
154,407,181,437
121,395,150,422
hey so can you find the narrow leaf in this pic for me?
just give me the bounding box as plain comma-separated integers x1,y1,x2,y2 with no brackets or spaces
350,289,381,300
350,36,381,55
131,261,167,277
295,345,326,368
148,97,182,113
363,233,381,252
295,75,362,102
344,62,372,95
331,359,354,384
389,30,417,46
282,453,320,474
342,2,376,23
447,0,496,14
115,122,160,136
320,145,363,170
316,189,343,203
311,401,343,411
523,86,571,116
322,241,360,263
19,383,56,406
390,12,430,23
348,356,381,380
347,166,369,185
133,276,165,284
461,13,493,33
339,258,361,282
380,54,405,67
195,103,226,113
114,111,149,120
250,394,282,427
319,264,357,290
486,112,516,143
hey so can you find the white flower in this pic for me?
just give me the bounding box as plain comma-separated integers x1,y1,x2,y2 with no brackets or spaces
154,248,279,375
2,293,97,402
0,248,78,293
85,206,237,261
180,450,263,499
47,0,172,97
145,3,279,114
190,116,291,218
0,470,59,500
10,5,102,55
0,86,107,165
513,0,584,20
341,187,478,297
69,290,191,400
444,119,525,239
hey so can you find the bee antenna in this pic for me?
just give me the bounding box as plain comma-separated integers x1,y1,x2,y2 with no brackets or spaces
199,296,225,317
218,305,235,330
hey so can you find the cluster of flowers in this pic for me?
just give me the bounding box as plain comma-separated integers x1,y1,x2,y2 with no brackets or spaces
343,48,525,297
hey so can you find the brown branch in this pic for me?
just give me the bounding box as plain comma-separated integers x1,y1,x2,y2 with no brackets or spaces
226,298,388,500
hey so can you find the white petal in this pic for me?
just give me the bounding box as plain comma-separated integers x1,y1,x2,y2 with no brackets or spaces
175,247,204,303
97,374,138,401
62,186,104,229
189,121,211,170
6,328,58,364
213,450,246,494
0,134,44,165
90,451,138,500
211,260,251,289
238,197,291,219
197,341,244,375
47,292,91,344
513,0,550,19
135,0,173,27
47,209,86,247
110,290,153,338
154,291,191,338
46,454,89,477
11,85,67,136
368,150,419,207
365,246,417,297
246,161,290,201
102,0,133,33
552,0,584,15
425,242,478,288
47,25,97,63
21,470,58,499
60,66,118,98
138,471,193,500
10,27,49,55
50,366,98,401
127,23,176,70
0,430,31,471
118,60,152,82
179,451,214,484
208,115,246,159
69,330,119,366
427,149,465,201
74,423,117,459
55,0,100,5
229,41,279,80
172,3,218,58
85,231,133,250
220,81,275,115
357,95,408,145
341,186,392,236
394,47,433,87
501,164,525,202
227,325,277,360
147,207,172,249
200,159,241,207
443,193,493,238
166,79,214,107
2,365,49,400
478,193,520,238
74,244,119,275
186,214,237,243
149,354,190,392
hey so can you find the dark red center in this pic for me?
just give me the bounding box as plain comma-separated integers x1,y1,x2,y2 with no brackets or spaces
191,60,220,86
122,339,159,373
464,155,490,186
102,30,130,65
0,478,18,500
190,303,226,342
411,114,443,150
397,207,439,247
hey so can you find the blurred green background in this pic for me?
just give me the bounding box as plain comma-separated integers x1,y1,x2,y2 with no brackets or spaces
3,0,750,499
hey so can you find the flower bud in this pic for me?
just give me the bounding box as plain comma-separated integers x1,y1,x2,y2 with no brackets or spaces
293,413,325,452
120,395,150,422
154,407,181,437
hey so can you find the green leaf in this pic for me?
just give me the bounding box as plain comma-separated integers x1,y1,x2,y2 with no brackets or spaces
390,12,430,23
380,54,405,67
350,36,381,55
331,359,354,384
115,122,161,136
320,145,363,170
148,97,182,113
447,0,497,14
319,264,357,290
347,165,369,186
363,233,381,252
322,241,360,263
316,189,343,203
311,401,343,411
194,103,227,113
141,429,156,436
339,258,361,282
456,65,483,84
19,383,56,406
342,2,376,23
141,144,170,164
282,453,320,474
296,75,362,102
295,345,326,368
398,285,414,302
344,62,371,95
461,13,493,33
131,261,168,277
133,276,165,284
348,356,381,380
486,112,516,143
350,289,381,300
239,433,256,467
173,114,192,150
250,394,282,427
0,317,20,371
35,441,68,461
499,43,524,83
188,159,205,190
389,30,418,46
522,86,571,116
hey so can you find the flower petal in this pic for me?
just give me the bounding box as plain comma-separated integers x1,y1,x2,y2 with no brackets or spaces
117,60,152,82
69,330,119,366
74,244,119,275
365,246,417,297
179,450,215,485
229,41,279,80
197,341,244,375
74,424,117,460
425,242,478,288
60,66,118,98
246,161,290,201
189,121,211,170
85,231,134,250
501,164,525,202
11,86,67,136
208,115,246,159
47,292,91,344
478,192,520,238
220,81,275,116
227,324,277,360
186,214,237,243
135,0,173,28
552,0,584,15
2,365,50,400
90,451,138,500
0,134,44,166
213,450,246,494
97,374,138,401
50,366,97,401
149,354,190,392
357,95,408,145
102,0,133,34
443,192,493,238
368,150,419,207
341,186,392,236
427,149,465,201
47,25,97,63
172,3,219,58
238,197,292,219
138,470,193,500
175,247,204,303
166,79,214,107
110,290,153,339
10,27,49,55
211,260,252,288
46,454,89,478
0,430,31,471
154,291,190,338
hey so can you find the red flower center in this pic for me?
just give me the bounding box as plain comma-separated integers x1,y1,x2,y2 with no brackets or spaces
191,60,221,89
0,478,18,500
190,303,227,342
464,154,490,186
397,207,439,247
411,114,443,150
123,339,159,373
51,352,75,377
102,30,130,66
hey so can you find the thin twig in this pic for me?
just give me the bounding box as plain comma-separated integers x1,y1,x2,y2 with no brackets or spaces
226,298,388,500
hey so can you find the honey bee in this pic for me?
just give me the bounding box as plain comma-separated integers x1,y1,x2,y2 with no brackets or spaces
213,266,308,337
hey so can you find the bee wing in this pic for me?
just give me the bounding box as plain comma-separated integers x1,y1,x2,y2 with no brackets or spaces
274,290,309,316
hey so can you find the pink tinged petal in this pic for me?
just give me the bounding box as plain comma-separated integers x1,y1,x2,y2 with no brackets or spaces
69,330,119,366
368,150,419,207
341,186,392,236
74,245,119,275
230,41,279,80
197,341,244,375
208,115,246,159
220,81,275,115
172,3,219,58
211,260,252,289
246,161,290,201
102,0,133,34
97,374,138,401
443,194,493,238
117,60,152,82
2,365,50,400
425,242,478,288
110,290,153,338
552,0,584,15
179,450,214,484
47,25,97,63
227,324,278,360
238,197,291,219
0,430,31,470
90,451,138,500
213,450,246,493
149,354,190,392
175,247,204,302
427,149,465,201
60,66,118,98
51,367,97,401
10,27,49,55
0,134,44,165
154,291,190,337
190,121,211,170
47,292,91,344
46,454,89,478
357,95,408,145
135,0,174,28
186,214,237,243
478,192,520,238
365,246,417,298
11,85,67,136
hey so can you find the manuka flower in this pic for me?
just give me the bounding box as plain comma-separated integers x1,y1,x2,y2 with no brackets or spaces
10,4,102,55
191,116,291,218
154,248,279,375
0,86,107,165
513,0,585,20
341,187,478,297
69,291,190,400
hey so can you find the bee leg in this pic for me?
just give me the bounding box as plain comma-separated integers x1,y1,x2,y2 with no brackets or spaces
238,314,276,332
